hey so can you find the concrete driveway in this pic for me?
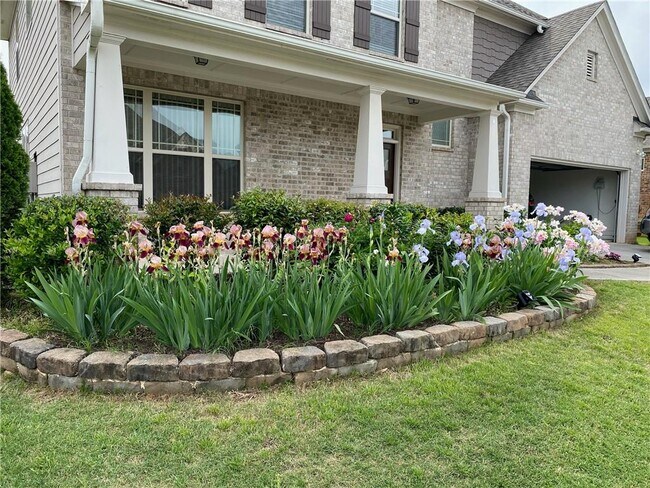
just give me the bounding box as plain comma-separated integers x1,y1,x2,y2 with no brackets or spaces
582,243,650,281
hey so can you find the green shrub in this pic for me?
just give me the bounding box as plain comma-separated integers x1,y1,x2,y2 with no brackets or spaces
123,263,272,353
439,252,508,321
272,262,351,341
499,244,585,308
3,195,129,295
143,194,228,233
347,254,447,335
304,199,365,226
1,64,30,235
232,188,304,232
26,263,138,349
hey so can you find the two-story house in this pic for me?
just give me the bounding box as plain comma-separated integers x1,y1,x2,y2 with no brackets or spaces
1,0,648,241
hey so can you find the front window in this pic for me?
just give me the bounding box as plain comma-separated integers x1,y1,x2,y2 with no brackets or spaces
267,0,307,32
370,0,400,56
431,120,452,148
124,88,243,210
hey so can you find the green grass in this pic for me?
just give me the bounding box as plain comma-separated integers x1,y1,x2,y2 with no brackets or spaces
1,281,649,487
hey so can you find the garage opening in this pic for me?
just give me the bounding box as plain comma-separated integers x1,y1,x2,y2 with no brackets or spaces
529,161,619,241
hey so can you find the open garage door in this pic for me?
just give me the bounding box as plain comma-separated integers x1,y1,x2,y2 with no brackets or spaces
530,161,619,241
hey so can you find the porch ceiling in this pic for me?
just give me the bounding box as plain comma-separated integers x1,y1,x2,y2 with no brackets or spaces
121,42,470,122
104,0,529,123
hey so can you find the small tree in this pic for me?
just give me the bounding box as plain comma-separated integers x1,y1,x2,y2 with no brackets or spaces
1,63,30,234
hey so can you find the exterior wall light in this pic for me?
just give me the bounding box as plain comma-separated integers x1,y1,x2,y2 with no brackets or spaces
194,57,209,66
407,98,420,105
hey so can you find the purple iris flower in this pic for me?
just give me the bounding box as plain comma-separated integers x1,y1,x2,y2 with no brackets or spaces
509,211,521,224
416,219,433,235
413,244,430,263
452,251,469,267
534,203,548,217
470,215,486,232
447,230,463,247
576,227,592,241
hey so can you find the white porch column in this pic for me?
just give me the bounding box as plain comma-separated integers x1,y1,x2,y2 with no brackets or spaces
469,110,501,199
85,34,133,185
349,86,389,201
466,109,504,223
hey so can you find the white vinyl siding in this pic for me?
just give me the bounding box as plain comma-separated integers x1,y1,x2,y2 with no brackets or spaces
8,0,61,197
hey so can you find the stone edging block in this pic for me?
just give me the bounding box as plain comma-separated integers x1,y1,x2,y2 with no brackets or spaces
0,288,598,394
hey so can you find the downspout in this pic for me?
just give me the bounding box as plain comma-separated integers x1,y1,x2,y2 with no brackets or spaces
498,104,511,200
71,0,104,194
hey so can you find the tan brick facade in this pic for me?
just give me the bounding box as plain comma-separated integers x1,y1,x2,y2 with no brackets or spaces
640,151,650,221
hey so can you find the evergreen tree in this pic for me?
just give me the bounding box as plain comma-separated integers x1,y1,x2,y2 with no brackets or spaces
1,63,30,234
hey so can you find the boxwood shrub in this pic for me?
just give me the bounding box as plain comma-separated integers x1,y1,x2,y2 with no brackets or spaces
143,194,229,233
3,195,129,296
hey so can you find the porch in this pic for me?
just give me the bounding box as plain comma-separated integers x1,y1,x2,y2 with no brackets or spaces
76,0,531,217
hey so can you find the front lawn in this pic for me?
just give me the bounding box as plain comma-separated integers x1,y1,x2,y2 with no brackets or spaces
1,281,648,487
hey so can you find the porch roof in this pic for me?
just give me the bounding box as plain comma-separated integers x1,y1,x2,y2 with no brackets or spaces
104,0,537,123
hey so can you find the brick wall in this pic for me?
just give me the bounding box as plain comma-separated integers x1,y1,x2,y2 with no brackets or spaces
58,2,86,194
506,21,643,242
640,151,650,221
178,0,475,78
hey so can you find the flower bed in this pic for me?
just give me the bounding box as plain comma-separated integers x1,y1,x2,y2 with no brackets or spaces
0,286,597,394
2,200,610,392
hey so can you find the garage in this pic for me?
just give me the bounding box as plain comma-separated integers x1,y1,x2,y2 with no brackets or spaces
529,161,620,241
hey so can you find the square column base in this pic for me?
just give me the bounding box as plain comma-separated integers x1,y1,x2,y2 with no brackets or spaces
347,192,394,207
82,182,143,213
465,197,505,225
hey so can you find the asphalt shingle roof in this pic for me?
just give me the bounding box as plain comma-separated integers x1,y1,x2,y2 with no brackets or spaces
488,0,548,22
486,2,604,92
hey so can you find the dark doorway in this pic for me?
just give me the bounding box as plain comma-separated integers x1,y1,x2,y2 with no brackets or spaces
384,142,395,195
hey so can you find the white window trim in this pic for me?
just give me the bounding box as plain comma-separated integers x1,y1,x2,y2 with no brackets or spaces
369,0,402,57
124,85,244,205
383,123,402,201
431,119,453,149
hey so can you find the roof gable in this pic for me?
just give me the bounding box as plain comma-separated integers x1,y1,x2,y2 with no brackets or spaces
486,1,649,123
487,2,603,92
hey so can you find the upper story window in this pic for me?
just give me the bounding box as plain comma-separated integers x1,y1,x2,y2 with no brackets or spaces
586,51,598,81
267,0,307,32
431,120,452,148
370,0,400,56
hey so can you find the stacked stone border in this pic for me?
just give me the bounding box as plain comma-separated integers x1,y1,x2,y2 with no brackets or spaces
0,288,597,395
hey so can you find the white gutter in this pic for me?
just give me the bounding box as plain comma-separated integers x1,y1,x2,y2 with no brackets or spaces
498,104,511,200
71,0,104,194
475,0,549,29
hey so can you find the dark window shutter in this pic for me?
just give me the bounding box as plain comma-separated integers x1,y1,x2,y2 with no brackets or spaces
245,0,266,22
188,0,212,7
404,0,420,62
312,0,331,39
353,0,371,49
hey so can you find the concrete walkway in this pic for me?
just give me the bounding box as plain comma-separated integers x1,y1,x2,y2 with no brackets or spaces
582,266,650,281
581,243,650,281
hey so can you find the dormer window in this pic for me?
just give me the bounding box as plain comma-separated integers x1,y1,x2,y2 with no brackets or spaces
586,51,598,81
